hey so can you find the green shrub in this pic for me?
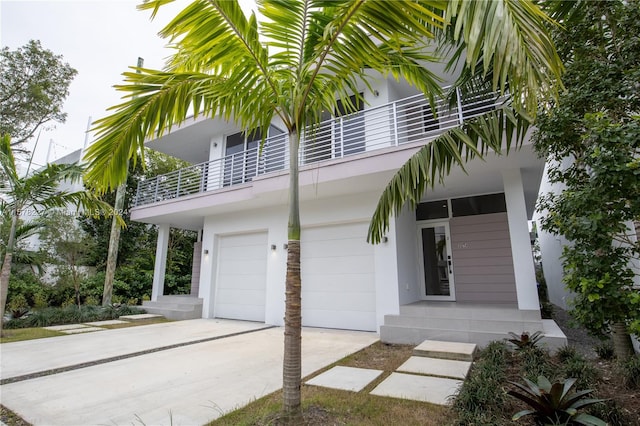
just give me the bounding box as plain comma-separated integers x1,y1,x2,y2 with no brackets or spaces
556,345,578,363
84,295,99,306
79,273,106,302
594,341,615,360
540,301,554,319
114,266,153,301
7,271,48,307
7,293,30,318
164,273,192,295
452,341,509,425
48,282,76,307
519,346,554,382
33,290,49,309
588,401,630,426
561,355,600,389
619,354,640,389
4,304,146,329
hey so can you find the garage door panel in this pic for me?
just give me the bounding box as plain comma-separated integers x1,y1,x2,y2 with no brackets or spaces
219,245,266,261
303,223,369,240
218,274,268,290
302,274,375,293
303,255,374,275
216,304,265,322
215,232,267,322
219,259,267,276
303,239,372,258
303,291,375,311
302,310,376,331
220,232,267,248
216,288,265,305
300,222,376,331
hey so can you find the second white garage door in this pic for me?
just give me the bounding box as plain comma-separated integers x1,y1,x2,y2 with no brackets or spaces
301,222,376,331
215,232,267,322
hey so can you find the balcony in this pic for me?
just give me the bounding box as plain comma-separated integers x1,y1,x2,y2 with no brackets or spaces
134,88,502,208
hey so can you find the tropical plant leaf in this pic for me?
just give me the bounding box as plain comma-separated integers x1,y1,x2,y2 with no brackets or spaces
572,412,608,426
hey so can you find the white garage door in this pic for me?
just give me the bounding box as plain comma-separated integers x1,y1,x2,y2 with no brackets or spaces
215,232,267,322
301,222,376,331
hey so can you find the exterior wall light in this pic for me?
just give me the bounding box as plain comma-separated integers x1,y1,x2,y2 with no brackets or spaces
283,243,288,250
271,244,277,251
382,236,388,243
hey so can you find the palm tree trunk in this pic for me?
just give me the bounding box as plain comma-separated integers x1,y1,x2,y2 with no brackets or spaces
103,179,126,306
283,131,302,415
0,212,18,336
611,322,634,360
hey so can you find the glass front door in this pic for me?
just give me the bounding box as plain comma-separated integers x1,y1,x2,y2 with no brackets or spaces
418,222,455,300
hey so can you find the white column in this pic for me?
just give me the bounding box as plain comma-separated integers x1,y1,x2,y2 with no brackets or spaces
152,224,170,301
502,169,540,310
374,218,400,330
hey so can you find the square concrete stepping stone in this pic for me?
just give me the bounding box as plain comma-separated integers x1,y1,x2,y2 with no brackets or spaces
44,324,91,331
118,314,164,321
306,366,383,392
398,356,471,379
370,372,463,406
61,326,104,334
413,340,477,361
84,320,128,326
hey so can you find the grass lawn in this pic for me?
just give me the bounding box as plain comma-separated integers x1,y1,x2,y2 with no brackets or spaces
0,327,65,343
0,317,170,343
211,342,449,425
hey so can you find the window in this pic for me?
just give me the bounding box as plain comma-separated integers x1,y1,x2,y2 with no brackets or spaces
224,126,283,186
451,193,506,217
416,200,449,220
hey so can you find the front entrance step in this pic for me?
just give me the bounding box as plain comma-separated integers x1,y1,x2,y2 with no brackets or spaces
383,314,545,334
413,340,477,362
142,295,203,321
380,302,568,349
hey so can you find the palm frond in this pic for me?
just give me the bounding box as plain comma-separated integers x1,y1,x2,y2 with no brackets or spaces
84,70,225,191
442,0,563,116
367,106,531,243
0,134,18,190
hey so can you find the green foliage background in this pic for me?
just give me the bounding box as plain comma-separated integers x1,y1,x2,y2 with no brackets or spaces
535,1,640,337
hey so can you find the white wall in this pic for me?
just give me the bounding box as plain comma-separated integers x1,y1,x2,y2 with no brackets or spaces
394,206,421,304
197,191,399,330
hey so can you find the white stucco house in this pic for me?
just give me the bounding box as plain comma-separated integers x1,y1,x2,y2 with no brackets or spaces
130,72,566,348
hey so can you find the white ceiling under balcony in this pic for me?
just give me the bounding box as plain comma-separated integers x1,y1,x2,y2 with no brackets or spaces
145,115,240,164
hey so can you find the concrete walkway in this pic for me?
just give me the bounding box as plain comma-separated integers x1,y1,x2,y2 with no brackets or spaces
0,319,378,425
306,339,475,406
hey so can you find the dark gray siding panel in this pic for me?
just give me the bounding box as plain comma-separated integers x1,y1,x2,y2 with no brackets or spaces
450,212,517,303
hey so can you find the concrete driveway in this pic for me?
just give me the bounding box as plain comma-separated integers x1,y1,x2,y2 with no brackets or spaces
0,319,378,425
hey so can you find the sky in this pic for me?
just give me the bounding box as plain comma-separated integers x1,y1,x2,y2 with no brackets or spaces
1,0,253,170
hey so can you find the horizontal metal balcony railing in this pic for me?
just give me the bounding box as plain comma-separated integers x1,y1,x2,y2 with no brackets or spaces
134,87,504,207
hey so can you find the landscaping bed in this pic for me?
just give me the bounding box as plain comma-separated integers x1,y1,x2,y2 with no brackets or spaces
3,304,145,329
212,339,639,426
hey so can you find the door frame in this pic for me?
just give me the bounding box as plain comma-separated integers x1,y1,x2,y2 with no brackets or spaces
416,220,456,301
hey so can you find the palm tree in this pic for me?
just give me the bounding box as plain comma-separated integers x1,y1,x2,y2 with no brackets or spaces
82,0,562,415
0,208,46,272
0,134,113,335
